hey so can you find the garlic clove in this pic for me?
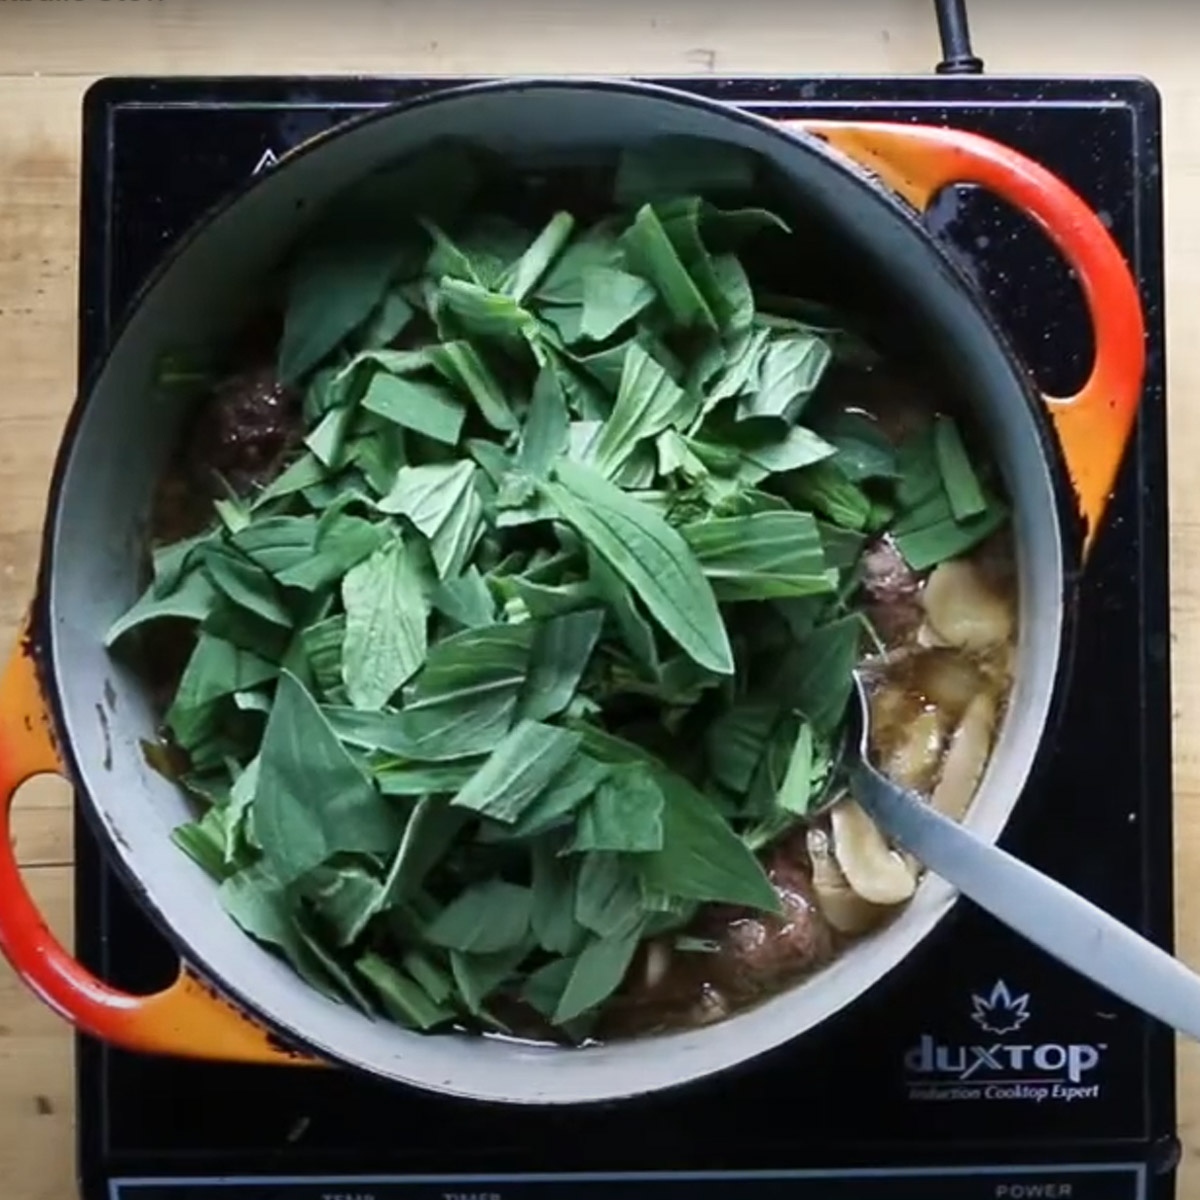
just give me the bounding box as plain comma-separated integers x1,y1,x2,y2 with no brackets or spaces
806,826,891,935
931,692,997,820
922,558,1013,650
882,707,944,792
829,796,918,906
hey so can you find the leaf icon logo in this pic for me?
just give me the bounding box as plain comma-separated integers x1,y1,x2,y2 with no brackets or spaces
970,980,1031,1035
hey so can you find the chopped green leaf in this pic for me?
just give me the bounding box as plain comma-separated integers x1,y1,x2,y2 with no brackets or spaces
620,203,716,330
772,614,863,736
637,771,781,913
592,343,687,478
279,237,417,385
361,370,466,445
567,764,665,854
425,341,518,433
580,267,656,342
544,461,732,675
356,951,453,1030
531,843,585,955
202,546,294,629
341,538,429,710
737,332,832,424
518,608,605,722
379,461,484,577
787,460,873,531
105,569,217,647
776,721,816,816
516,365,570,478
439,277,536,341
425,879,533,954
554,925,643,1024
450,719,583,824
251,671,403,884
933,413,988,520
681,511,837,602
503,211,575,302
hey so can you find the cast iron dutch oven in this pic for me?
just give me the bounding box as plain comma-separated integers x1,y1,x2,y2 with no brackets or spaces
0,79,1145,1105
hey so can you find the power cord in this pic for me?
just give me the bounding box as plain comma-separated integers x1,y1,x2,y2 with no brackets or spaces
933,0,984,75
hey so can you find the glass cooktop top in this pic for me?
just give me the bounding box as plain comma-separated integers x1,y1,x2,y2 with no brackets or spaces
72,74,1172,1200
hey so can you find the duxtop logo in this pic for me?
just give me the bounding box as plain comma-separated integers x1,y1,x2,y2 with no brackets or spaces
903,980,1106,1105
970,980,1031,1035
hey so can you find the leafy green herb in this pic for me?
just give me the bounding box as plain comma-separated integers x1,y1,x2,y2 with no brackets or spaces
567,765,665,854
638,772,781,913
379,461,484,577
933,414,988,520
341,538,429,709
681,511,837,601
374,758,481,796
503,211,575,302
278,237,417,385
425,879,533,954
327,624,532,761
356,951,453,1030
544,461,733,675
580,267,656,341
890,420,1007,569
440,278,536,341
518,608,605,722
201,546,294,629
516,365,570,477
772,615,863,736
620,203,716,330
553,925,643,1025
105,569,217,646
251,671,403,884
776,722,816,815
425,341,518,433
361,371,466,445
592,344,687,478
450,720,583,824
737,332,832,424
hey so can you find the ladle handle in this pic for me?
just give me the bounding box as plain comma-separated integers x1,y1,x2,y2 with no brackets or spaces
856,770,1200,1041
0,618,308,1065
790,120,1146,558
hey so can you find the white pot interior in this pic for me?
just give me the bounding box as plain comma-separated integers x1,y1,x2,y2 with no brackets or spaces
45,81,1065,1104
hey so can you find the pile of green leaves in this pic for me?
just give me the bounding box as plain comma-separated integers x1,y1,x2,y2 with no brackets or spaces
106,137,1006,1040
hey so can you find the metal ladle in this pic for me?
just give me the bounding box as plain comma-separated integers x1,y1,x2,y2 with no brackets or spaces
840,671,1200,1039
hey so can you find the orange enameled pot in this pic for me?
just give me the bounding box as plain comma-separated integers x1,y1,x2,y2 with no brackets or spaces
0,79,1144,1105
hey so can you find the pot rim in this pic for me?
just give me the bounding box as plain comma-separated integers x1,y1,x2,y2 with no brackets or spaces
33,74,1080,1103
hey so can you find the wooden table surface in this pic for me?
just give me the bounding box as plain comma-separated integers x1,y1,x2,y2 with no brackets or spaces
2,2,1200,1197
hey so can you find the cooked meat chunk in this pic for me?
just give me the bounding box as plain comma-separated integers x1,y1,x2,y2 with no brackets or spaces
600,837,835,1039
860,535,925,646
190,364,301,496
701,838,835,992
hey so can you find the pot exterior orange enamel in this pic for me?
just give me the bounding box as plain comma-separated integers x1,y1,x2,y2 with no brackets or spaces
792,120,1145,556
0,617,312,1065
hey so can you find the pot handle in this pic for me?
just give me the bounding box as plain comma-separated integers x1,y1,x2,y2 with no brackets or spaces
0,621,311,1065
790,119,1146,556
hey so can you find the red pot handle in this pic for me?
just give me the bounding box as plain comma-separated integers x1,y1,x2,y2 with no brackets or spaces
0,617,313,1065
788,119,1146,557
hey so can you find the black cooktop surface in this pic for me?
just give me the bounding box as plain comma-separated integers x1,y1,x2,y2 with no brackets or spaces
73,74,1172,1200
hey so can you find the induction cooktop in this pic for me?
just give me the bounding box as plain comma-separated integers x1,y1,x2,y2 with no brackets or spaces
71,71,1171,1200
